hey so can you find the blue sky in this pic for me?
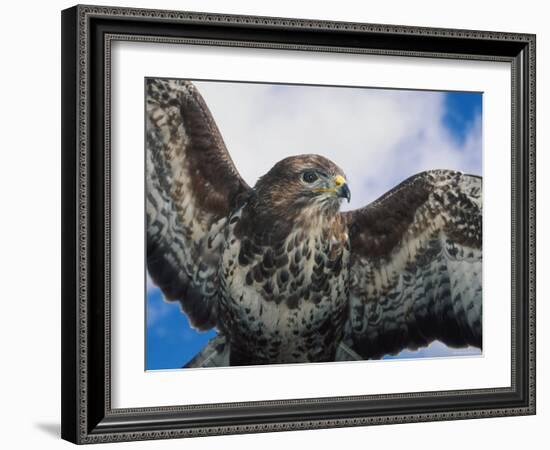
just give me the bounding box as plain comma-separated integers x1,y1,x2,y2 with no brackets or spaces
443,92,483,144
146,82,482,370
146,288,216,370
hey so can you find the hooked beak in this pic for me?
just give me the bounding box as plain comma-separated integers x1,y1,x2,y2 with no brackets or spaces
334,175,351,203
312,174,351,203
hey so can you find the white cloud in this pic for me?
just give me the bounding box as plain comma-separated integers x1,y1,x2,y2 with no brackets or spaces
384,340,481,360
146,290,163,328
146,284,173,328
194,81,482,211
146,273,156,293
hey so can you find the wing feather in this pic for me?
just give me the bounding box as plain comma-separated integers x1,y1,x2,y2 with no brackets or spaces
342,170,482,358
146,79,251,330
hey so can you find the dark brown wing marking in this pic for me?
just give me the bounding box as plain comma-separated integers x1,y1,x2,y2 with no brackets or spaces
342,170,482,358
146,79,251,330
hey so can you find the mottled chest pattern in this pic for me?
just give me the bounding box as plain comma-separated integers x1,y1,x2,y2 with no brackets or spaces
222,206,350,310
218,205,351,363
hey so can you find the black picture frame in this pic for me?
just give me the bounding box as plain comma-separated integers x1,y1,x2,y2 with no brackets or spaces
61,4,536,444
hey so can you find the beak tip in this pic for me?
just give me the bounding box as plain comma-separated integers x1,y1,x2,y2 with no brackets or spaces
337,183,351,203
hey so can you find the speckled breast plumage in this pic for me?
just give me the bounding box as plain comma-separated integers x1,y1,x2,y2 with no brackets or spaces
218,205,350,365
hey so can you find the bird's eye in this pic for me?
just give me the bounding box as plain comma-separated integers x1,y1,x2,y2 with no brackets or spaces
302,171,318,183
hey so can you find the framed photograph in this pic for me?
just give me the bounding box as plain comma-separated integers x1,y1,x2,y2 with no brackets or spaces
61,4,536,444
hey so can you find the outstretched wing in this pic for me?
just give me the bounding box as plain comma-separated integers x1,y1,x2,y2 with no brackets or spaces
146,79,251,330
342,170,482,359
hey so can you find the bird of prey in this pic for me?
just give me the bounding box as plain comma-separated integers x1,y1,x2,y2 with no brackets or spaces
146,78,482,367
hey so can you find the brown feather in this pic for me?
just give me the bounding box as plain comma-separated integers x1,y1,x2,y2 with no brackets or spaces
146,78,251,330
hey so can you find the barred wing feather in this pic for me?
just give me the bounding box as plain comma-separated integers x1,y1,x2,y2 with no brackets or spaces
342,170,482,359
146,79,251,330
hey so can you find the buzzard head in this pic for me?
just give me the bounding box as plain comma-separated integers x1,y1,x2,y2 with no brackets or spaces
254,154,351,219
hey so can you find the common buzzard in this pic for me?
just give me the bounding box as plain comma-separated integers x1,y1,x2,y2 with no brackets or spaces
146,79,482,367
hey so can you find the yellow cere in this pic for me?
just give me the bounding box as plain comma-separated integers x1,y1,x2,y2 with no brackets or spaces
334,175,346,187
